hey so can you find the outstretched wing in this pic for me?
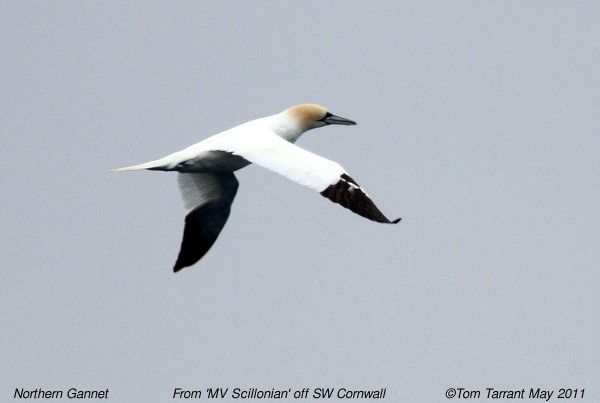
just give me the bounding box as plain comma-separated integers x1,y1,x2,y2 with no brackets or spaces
174,172,239,272
320,173,401,224
212,131,400,224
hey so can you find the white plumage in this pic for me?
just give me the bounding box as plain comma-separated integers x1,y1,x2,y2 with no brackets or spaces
113,104,399,272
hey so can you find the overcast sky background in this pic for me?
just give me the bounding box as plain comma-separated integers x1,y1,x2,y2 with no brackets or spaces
2,2,599,402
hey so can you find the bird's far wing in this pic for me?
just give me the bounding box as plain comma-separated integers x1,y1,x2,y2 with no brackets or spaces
174,172,239,272
214,131,400,224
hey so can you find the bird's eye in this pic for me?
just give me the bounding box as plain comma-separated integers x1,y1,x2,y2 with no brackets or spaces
319,112,333,122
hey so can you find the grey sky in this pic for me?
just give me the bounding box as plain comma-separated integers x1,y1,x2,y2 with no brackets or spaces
2,2,598,401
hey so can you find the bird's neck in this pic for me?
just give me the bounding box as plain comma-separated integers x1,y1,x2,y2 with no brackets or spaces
268,113,309,144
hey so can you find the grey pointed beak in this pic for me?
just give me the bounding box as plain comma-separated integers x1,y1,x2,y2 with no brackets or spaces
322,113,357,126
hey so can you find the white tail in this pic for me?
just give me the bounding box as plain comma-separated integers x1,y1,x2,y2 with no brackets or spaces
111,157,171,172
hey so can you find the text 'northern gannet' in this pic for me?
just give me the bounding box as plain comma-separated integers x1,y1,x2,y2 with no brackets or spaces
113,104,400,272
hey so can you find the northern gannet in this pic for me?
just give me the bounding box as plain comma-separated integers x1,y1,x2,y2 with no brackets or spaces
114,104,400,272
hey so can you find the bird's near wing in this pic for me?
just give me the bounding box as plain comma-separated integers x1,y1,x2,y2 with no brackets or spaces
214,131,400,224
320,173,401,224
174,172,239,272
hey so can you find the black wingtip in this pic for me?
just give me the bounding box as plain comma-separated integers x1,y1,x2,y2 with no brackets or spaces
391,217,401,224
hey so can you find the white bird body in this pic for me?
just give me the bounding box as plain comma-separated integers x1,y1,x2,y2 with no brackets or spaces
114,104,399,272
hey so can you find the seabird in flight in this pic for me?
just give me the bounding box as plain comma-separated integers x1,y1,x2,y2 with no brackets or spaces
113,104,400,272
